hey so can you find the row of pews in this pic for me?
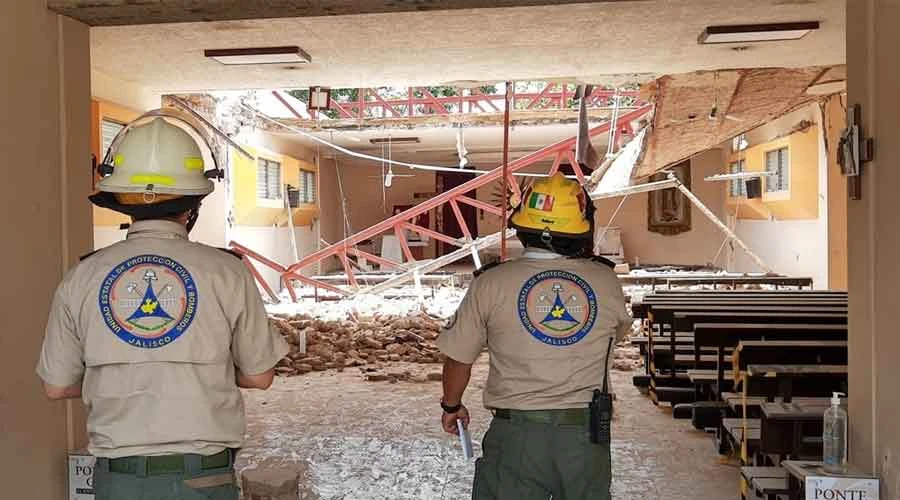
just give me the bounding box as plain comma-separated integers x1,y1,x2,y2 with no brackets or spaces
629,288,848,500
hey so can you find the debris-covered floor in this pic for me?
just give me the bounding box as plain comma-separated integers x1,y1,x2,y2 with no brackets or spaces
242,278,767,499
237,356,738,500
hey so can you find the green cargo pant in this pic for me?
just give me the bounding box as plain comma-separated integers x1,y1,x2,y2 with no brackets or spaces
473,411,611,500
94,452,239,500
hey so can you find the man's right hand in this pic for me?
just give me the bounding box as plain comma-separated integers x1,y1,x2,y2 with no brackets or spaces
441,405,470,435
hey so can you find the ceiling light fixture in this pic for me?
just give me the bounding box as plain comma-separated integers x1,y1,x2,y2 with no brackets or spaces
698,22,820,44
370,137,420,145
204,46,311,65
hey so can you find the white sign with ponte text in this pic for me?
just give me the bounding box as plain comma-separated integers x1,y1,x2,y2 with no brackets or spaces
806,476,879,500
68,453,96,500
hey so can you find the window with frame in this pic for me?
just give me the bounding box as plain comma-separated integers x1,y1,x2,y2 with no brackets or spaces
101,118,125,157
765,147,790,193
257,158,282,200
298,170,317,204
729,160,747,198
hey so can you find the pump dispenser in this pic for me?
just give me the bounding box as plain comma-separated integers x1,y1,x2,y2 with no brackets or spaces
823,391,848,474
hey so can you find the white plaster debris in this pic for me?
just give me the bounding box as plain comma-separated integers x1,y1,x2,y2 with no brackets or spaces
266,285,467,322
238,397,481,500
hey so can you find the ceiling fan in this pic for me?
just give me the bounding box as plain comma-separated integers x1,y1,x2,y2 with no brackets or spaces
489,177,529,209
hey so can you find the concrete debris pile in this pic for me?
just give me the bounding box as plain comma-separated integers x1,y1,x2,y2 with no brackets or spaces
270,312,446,377
612,342,643,371
611,320,644,372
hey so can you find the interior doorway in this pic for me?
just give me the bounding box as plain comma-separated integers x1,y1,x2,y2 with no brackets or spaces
436,168,478,256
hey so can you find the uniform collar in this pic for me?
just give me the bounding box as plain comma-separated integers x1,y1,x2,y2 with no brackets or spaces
126,220,189,240
522,248,564,260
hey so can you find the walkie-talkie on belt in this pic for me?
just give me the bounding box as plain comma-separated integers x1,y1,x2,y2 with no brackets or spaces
590,337,614,445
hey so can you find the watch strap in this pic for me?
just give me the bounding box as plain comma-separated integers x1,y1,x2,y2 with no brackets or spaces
441,400,463,413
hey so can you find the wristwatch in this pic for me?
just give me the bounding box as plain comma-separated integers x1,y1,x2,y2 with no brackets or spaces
441,400,463,414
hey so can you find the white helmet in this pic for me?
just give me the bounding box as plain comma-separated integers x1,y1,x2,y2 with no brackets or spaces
97,109,216,197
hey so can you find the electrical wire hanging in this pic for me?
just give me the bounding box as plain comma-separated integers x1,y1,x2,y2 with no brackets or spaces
238,100,578,179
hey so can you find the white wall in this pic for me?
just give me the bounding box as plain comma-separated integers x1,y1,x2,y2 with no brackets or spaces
191,185,228,248
230,225,318,293
731,219,828,286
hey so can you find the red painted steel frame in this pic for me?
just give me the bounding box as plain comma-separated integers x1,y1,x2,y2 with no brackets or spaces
303,86,641,119
232,105,651,300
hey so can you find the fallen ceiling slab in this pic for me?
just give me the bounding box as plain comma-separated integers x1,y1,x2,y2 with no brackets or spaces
49,0,632,26
636,65,837,178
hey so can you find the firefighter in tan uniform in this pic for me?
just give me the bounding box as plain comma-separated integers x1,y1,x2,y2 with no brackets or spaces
36,110,289,500
438,173,631,500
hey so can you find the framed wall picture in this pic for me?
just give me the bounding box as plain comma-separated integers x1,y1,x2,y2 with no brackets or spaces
648,160,692,235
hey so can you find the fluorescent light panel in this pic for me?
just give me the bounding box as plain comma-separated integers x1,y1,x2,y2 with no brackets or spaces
369,137,420,145
699,22,820,44
205,46,311,65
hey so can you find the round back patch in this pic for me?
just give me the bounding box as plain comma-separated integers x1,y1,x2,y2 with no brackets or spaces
98,255,198,349
518,270,597,346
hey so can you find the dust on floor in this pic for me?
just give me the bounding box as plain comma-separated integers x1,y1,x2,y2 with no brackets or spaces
238,357,738,500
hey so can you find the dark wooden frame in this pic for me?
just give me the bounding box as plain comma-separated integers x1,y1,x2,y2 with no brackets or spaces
648,160,692,235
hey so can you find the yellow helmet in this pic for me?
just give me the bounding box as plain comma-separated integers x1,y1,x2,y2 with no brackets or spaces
509,173,592,239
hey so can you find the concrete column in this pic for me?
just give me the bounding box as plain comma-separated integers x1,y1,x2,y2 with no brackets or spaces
0,2,92,499
847,0,900,496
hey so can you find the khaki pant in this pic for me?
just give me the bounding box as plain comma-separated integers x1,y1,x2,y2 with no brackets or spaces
473,415,612,500
94,457,238,500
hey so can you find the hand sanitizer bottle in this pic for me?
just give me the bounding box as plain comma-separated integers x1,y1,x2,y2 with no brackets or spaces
823,391,847,474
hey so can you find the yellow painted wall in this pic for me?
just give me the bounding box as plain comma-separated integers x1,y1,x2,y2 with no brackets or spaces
92,99,142,227
823,95,848,290
726,126,820,220
230,144,319,227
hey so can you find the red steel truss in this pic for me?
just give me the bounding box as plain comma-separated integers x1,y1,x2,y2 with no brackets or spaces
289,84,641,120
230,104,652,300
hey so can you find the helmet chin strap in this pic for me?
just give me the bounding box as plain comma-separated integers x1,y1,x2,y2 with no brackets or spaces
540,228,589,258
540,229,560,254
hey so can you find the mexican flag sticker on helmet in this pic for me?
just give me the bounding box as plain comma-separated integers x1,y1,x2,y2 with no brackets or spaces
528,192,555,212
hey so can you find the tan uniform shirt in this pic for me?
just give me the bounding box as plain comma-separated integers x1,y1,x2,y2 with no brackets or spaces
36,220,289,458
438,249,631,410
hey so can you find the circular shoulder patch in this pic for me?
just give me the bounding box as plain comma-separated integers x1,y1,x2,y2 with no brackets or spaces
98,255,198,349
517,270,597,347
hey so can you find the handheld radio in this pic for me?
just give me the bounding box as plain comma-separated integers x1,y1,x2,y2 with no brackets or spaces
590,337,614,445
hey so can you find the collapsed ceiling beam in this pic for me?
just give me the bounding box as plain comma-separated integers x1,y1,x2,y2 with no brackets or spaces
590,178,678,199
589,174,772,273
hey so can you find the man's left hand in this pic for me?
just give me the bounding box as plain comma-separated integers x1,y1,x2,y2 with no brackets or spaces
441,405,470,435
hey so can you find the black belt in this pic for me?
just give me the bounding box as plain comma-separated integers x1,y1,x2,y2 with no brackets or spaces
494,408,590,426
102,449,233,476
